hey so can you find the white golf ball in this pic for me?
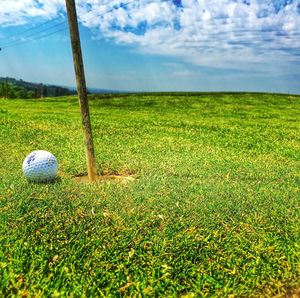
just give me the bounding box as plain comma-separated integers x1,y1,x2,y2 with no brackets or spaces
22,150,58,182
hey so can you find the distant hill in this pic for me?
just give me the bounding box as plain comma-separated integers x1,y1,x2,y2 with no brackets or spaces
0,77,76,99
0,77,127,99
87,87,126,94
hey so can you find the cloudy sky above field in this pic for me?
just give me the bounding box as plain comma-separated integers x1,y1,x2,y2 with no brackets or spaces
0,0,299,93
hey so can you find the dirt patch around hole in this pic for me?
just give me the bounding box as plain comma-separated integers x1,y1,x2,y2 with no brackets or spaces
73,173,136,184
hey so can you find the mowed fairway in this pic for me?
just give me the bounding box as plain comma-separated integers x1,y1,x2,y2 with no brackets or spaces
0,93,299,297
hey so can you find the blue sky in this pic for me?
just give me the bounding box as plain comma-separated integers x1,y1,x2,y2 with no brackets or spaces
0,0,299,93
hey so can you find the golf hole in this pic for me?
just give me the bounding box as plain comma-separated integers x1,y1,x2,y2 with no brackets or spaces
73,172,136,184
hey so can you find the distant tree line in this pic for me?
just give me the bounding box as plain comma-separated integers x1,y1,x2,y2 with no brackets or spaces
0,77,76,99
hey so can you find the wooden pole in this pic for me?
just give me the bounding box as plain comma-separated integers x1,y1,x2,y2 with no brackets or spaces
65,0,97,182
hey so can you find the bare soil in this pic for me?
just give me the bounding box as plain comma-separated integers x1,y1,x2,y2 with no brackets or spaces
73,173,136,184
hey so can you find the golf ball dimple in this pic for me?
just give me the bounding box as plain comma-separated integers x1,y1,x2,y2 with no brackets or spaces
22,150,58,182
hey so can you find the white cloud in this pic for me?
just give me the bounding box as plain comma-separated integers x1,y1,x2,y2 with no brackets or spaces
76,0,300,72
0,0,65,25
1,0,300,73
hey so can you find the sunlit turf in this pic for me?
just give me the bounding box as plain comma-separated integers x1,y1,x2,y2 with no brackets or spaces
0,93,299,297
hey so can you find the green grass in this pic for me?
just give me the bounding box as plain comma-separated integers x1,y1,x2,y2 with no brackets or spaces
0,93,299,297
